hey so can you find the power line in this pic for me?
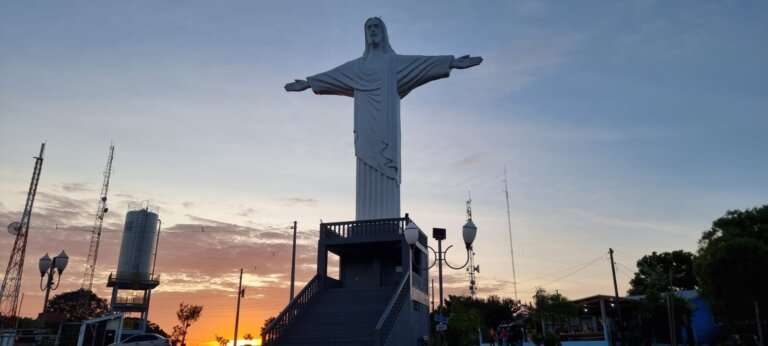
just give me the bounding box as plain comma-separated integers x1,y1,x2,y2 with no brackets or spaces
28,224,297,234
517,252,609,294
253,243,289,273
612,249,639,260
614,263,634,281
616,261,635,274
519,252,609,284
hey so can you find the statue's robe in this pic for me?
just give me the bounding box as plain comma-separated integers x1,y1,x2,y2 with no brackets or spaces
307,54,453,220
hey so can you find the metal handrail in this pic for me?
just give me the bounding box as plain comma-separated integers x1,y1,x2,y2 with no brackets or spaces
261,274,319,345
373,272,411,345
320,217,427,246
321,217,405,239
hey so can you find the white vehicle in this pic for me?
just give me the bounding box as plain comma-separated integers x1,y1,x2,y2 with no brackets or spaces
108,333,171,346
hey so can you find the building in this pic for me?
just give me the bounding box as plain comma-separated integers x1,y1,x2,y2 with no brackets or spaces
262,216,431,345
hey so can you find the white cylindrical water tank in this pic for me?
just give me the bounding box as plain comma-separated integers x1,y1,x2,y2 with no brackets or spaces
116,206,159,281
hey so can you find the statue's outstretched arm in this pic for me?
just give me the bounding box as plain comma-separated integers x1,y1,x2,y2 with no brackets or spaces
450,55,483,69
285,79,311,92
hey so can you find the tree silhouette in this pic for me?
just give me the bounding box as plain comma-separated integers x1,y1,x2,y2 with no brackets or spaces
170,302,203,346
215,334,229,346
695,204,768,333
260,316,276,335
46,288,108,321
628,250,697,295
242,332,254,346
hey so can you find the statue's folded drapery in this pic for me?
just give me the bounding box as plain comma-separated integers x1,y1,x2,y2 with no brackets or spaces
307,54,453,220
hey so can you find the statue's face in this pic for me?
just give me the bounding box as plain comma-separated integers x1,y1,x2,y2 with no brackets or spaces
365,19,383,46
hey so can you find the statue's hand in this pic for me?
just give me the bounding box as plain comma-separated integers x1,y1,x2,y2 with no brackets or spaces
285,79,311,92
451,55,483,69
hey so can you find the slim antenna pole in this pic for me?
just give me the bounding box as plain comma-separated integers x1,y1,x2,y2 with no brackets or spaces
503,167,519,300
466,192,478,298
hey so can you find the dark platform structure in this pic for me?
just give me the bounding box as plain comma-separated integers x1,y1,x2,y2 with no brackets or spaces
106,273,159,336
262,216,430,345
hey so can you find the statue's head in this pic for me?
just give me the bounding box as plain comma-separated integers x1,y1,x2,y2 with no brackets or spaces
363,17,394,56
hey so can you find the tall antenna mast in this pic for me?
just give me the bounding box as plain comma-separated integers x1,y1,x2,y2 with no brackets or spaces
503,168,519,300
0,143,45,327
82,144,115,290
466,192,479,298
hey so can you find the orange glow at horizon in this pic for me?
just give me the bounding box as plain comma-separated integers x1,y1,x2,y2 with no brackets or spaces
201,339,261,346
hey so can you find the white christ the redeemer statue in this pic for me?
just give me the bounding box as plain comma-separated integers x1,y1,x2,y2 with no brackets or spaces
285,17,482,221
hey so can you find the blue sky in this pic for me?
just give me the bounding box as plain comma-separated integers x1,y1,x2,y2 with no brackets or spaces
1,1,766,343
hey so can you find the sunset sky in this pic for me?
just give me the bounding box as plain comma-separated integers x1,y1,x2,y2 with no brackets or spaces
1,1,766,345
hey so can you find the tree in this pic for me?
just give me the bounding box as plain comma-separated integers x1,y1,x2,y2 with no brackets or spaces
531,288,577,342
260,316,276,335
45,289,108,321
242,332,254,346
215,334,229,346
433,295,526,346
694,205,768,332
147,320,169,338
441,295,484,346
483,295,526,328
634,291,693,344
171,302,203,346
627,250,698,295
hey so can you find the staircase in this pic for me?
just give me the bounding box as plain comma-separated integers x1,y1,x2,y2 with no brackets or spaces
273,287,395,345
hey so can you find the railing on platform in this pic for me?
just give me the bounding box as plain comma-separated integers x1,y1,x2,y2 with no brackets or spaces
107,272,160,286
373,272,411,346
261,274,320,345
320,217,427,245
113,296,147,305
321,217,405,239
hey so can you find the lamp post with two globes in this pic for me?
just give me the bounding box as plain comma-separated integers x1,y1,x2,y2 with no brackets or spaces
39,250,68,328
403,219,477,322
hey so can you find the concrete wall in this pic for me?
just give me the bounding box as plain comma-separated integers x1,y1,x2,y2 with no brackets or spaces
342,254,378,288
386,300,430,346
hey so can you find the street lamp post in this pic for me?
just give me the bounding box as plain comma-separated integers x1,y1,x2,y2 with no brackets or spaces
39,250,68,328
404,219,477,333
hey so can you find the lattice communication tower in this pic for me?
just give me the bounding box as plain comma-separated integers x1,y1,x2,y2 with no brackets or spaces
81,144,115,290
0,143,45,327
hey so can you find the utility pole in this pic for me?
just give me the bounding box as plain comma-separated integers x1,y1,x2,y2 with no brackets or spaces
756,300,764,346
667,268,677,346
290,221,297,301
609,248,623,342
431,278,435,312
234,268,244,346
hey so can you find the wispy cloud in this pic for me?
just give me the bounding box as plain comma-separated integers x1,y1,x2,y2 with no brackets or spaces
452,152,491,168
237,207,257,217
59,182,93,193
275,197,318,206
563,208,691,236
